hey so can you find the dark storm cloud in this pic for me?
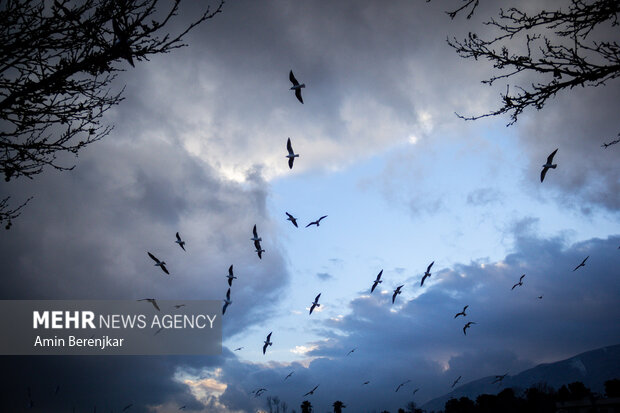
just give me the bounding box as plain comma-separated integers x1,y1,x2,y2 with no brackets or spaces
213,230,620,412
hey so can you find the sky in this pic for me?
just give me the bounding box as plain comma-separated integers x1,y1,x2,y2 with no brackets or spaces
1,0,619,412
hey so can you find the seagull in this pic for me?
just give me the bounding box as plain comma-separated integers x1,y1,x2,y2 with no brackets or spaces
226,265,237,287
395,380,411,392
538,295,543,299
492,373,508,384
346,348,356,356
573,256,589,271
251,225,262,242
112,18,134,67
286,212,298,227
284,371,294,381
263,332,273,354
254,240,265,259
137,298,160,311
363,381,370,385
174,304,186,309
451,376,462,388
454,305,469,318
303,384,319,397
540,148,558,182
309,293,321,314
254,388,267,398
306,215,328,228
222,288,232,315
421,261,434,286
122,404,133,412
511,274,525,290
463,321,476,335
286,138,300,169
234,347,243,351
175,232,186,251
392,285,404,304
289,70,305,104
371,270,383,293
147,252,169,275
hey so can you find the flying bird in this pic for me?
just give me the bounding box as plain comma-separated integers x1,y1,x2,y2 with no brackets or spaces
251,225,262,242
226,265,237,287
454,305,469,318
289,70,305,104
463,321,476,335
284,371,294,381
263,332,273,355
309,293,321,314
492,373,508,384
234,347,243,351
363,381,370,385
286,212,298,227
137,298,160,311
452,376,462,388
286,138,300,169
371,270,383,293
174,304,186,309
413,388,420,395
254,240,265,259
538,295,543,299
395,380,411,392
175,232,186,251
392,285,404,304
222,288,232,315
420,261,434,286
122,404,133,411
303,385,319,397
346,348,356,356
254,388,267,398
573,256,589,271
306,215,328,227
512,274,525,290
147,252,169,275
540,148,558,182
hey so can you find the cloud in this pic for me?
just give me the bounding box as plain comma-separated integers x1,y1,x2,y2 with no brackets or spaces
315,272,333,281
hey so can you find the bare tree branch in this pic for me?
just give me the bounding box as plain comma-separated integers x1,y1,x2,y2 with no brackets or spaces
0,0,224,226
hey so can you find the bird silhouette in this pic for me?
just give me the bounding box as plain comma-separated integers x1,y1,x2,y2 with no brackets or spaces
303,384,319,397
463,321,476,335
573,256,589,271
454,305,469,318
289,70,305,104
309,293,321,314
421,261,434,286
512,274,525,290
286,138,300,169
226,265,237,287
222,288,232,315
371,270,383,293
395,379,411,392
286,212,298,227
263,332,273,354
392,285,404,304
540,148,558,182
147,252,169,275
175,232,186,251
452,376,462,388
306,215,328,227
137,298,160,311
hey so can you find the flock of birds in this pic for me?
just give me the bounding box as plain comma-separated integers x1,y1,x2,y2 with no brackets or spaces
136,72,601,408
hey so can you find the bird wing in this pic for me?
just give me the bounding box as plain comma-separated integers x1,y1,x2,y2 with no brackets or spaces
287,138,293,154
392,290,397,303
226,288,231,300
267,332,272,341
464,305,469,311
520,274,525,282
315,293,321,302
253,225,258,238
227,278,232,287
305,221,314,227
318,215,328,222
160,264,169,275
309,304,315,315
540,166,549,182
427,261,434,272
377,270,383,280
229,265,233,276
547,148,558,163
421,274,428,286
511,283,518,290
288,157,294,169
295,88,304,104
286,212,293,219
371,281,378,293
289,70,299,86
176,232,181,242
147,252,159,263
222,302,228,315
262,343,268,354
151,300,160,311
